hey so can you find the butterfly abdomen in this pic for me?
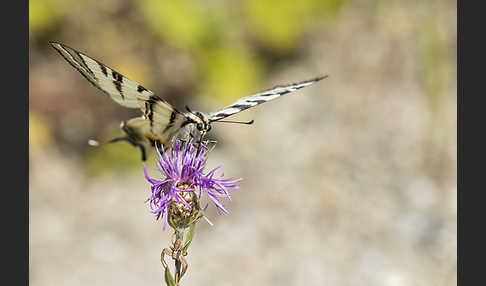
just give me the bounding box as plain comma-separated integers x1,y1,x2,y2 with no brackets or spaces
145,133,164,147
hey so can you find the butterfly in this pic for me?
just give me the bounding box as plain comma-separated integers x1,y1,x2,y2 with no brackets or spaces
50,42,327,161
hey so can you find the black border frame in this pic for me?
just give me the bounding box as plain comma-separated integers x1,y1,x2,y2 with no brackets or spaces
5,0,29,285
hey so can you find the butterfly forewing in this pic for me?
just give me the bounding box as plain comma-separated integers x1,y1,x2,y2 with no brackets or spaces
50,42,153,108
208,75,327,121
50,42,191,156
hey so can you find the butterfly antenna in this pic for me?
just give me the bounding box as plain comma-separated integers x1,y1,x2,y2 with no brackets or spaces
185,105,195,114
212,119,255,125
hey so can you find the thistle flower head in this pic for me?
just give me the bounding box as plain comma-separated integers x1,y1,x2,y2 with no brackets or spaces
144,140,241,230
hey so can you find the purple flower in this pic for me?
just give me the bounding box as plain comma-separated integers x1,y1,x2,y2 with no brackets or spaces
144,140,241,230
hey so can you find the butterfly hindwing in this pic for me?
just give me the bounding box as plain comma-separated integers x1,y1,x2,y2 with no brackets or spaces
50,42,153,108
138,95,187,145
208,75,327,121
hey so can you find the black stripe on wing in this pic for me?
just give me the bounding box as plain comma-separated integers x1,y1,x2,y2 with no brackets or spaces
50,42,99,87
138,95,186,138
111,70,124,99
208,75,327,121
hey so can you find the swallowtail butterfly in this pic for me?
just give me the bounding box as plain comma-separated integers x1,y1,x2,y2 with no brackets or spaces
50,42,327,161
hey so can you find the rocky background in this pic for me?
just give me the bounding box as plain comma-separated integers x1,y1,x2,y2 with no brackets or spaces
30,0,456,285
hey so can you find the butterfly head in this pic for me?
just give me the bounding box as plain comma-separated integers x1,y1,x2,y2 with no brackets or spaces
185,110,212,136
194,111,212,134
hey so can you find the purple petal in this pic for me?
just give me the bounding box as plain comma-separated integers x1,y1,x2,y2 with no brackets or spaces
144,165,162,185
206,192,229,214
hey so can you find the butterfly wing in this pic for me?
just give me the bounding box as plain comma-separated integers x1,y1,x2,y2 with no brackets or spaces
51,42,190,158
108,99,188,161
50,42,154,108
208,75,327,121
137,95,189,147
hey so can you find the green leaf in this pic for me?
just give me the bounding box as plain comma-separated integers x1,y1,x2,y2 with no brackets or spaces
182,223,196,254
164,267,176,286
167,215,177,230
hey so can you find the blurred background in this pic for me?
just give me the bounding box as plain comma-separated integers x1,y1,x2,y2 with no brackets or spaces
29,0,456,285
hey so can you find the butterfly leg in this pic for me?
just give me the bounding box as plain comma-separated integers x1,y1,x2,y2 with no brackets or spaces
201,139,217,153
109,136,147,161
136,144,147,161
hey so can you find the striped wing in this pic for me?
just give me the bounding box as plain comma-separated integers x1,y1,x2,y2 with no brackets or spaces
137,95,187,142
50,42,153,108
208,75,328,121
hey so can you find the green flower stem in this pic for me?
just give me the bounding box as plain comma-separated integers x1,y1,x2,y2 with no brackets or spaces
163,223,197,286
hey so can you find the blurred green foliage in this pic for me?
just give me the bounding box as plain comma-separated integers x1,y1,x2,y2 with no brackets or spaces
137,0,342,101
29,0,66,34
244,0,344,53
199,45,262,102
84,133,144,177
139,0,211,51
